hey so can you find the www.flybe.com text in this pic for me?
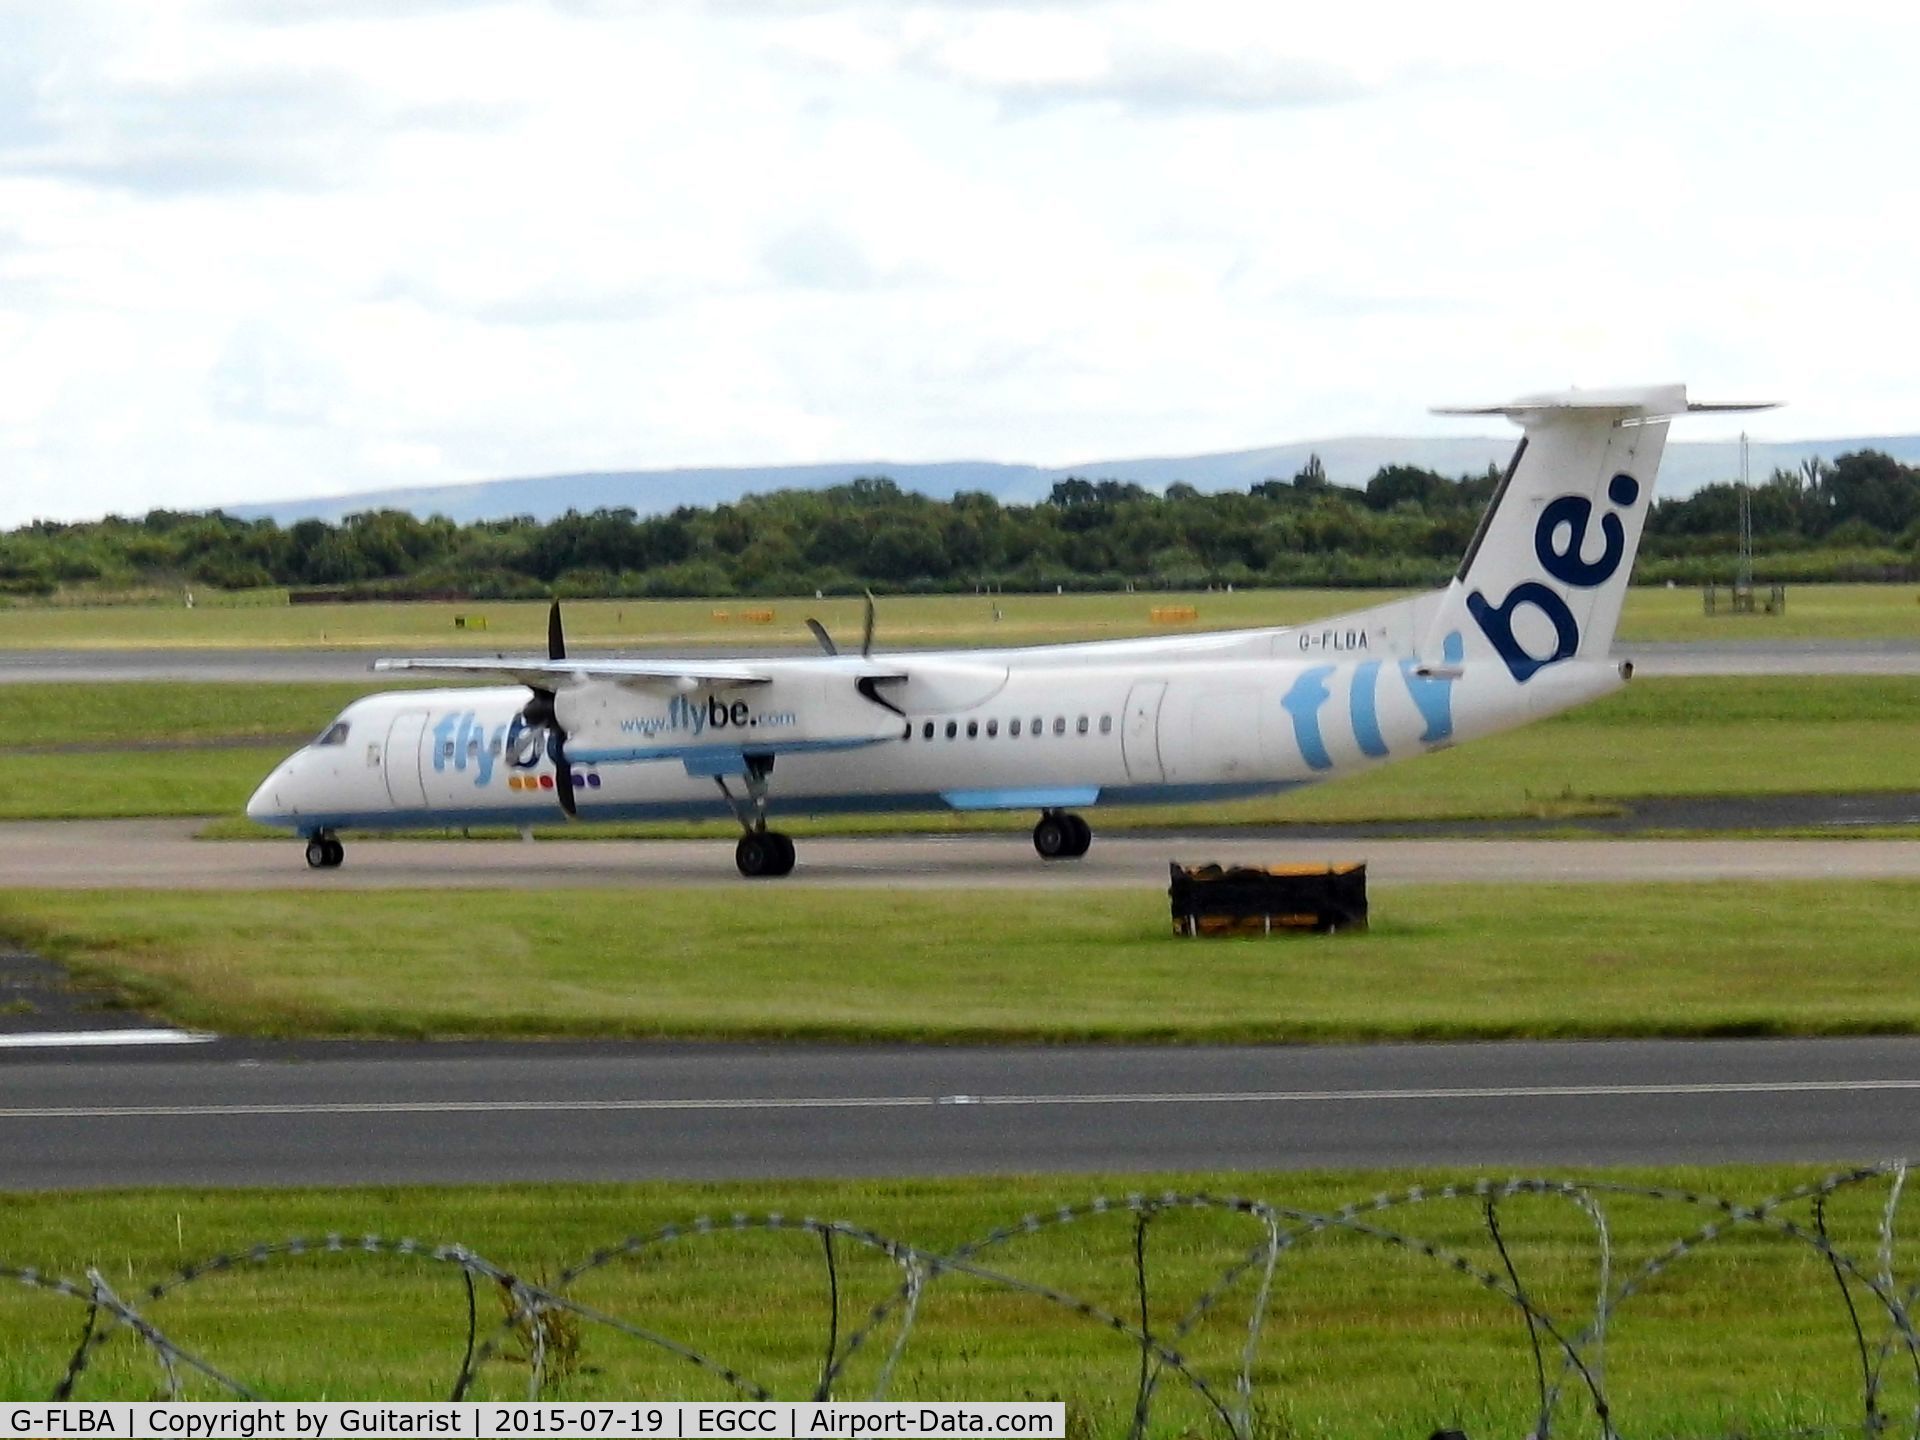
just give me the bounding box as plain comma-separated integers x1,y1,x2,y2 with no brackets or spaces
617,695,799,738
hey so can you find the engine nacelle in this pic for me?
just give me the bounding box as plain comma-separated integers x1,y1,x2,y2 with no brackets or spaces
555,674,903,764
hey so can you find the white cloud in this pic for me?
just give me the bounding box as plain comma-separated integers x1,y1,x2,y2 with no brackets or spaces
0,0,1917,524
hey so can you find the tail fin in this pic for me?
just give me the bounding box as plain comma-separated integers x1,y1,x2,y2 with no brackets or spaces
1419,384,1773,681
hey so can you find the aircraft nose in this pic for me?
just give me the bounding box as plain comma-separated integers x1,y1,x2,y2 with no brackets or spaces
247,762,289,822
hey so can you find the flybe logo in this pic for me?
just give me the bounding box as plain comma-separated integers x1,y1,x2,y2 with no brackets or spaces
430,710,575,788
619,695,799,738
1281,633,1463,772
1467,472,1641,683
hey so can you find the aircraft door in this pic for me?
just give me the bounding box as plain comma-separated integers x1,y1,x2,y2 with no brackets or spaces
383,710,431,808
1120,681,1167,782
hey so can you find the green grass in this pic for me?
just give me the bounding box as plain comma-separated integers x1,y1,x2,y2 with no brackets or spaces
1616,579,1920,643
0,682,417,747
0,748,284,820
8,881,1920,1043
1,1166,1912,1435
1,581,1916,650
0,591,1377,651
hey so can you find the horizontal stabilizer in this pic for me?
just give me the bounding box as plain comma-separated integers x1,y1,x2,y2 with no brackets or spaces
1434,384,1778,420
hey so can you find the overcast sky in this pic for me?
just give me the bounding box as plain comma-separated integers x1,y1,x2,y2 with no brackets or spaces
1,0,1914,526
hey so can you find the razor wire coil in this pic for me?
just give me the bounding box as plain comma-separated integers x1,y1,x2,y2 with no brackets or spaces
6,1164,1920,1437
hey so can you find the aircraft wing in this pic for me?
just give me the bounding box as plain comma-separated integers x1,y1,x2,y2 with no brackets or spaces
371,657,775,690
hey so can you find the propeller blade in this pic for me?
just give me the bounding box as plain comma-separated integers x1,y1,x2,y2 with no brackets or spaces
518,684,576,817
805,618,838,657
548,600,566,662
861,590,876,659
551,729,578,818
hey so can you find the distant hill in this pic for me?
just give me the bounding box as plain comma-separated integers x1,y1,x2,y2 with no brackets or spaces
222,434,1920,527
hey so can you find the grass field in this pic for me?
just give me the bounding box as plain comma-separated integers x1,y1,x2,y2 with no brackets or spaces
16,674,1915,828
1,1165,1910,1435
0,581,1915,650
8,880,1920,1042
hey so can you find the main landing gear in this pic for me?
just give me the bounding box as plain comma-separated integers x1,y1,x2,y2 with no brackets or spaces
304,831,345,869
734,829,796,878
1032,809,1092,860
716,758,796,878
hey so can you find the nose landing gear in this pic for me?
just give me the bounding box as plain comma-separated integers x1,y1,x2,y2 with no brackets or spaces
1032,810,1092,860
304,832,345,869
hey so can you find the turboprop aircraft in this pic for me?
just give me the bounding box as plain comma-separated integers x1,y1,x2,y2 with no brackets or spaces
247,383,1771,876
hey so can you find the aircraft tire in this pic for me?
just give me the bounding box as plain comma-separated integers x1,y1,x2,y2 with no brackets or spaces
305,837,344,870
766,831,796,876
1032,814,1073,860
737,831,796,878
1063,813,1092,857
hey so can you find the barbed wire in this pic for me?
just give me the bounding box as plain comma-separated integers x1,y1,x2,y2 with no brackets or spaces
5,1164,1918,1437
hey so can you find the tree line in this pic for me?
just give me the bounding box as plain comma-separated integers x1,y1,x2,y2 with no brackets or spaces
4,451,1918,601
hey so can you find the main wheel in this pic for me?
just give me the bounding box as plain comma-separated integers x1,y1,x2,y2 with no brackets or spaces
765,831,796,876
1063,813,1092,857
736,831,796,878
322,838,345,868
1032,814,1073,859
305,838,329,870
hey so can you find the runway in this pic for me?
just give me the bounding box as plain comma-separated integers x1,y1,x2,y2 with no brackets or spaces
2,639,1917,683
6,819,1920,889
6,1035,1920,1189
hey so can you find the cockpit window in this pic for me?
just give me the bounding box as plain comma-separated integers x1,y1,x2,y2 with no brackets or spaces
314,721,351,747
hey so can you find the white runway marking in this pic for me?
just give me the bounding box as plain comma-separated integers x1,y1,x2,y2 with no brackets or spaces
0,1029,213,1050
3,1076,1917,1119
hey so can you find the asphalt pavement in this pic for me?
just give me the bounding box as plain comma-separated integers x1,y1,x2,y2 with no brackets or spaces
6,820,1920,889
5,1035,1919,1189
2,638,1917,683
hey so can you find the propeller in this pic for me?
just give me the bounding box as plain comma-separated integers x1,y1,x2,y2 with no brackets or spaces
519,600,578,818
804,593,876,658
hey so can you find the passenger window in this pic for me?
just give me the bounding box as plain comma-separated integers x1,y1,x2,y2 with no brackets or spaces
442,741,456,758
314,722,350,747
945,720,958,739
1033,717,1043,737
1076,716,1089,735
490,736,503,755
966,720,978,738
923,721,934,741
1099,715,1113,735
986,719,998,737
1052,717,1066,736
1010,719,1022,737
466,738,481,758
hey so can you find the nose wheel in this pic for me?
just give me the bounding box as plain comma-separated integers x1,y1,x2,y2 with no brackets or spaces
1033,810,1092,860
304,833,345,869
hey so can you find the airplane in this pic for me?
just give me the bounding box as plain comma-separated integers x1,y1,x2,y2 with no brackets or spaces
247,383,1772,877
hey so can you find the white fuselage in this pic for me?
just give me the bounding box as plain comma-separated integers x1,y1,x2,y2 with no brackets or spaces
246,640,1625,833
